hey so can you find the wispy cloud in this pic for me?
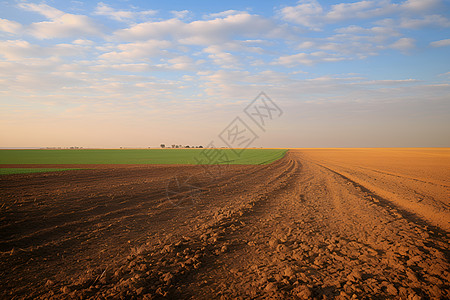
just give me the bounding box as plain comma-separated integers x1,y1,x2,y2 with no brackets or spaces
0,18,23,34
113,13,279,45
204,10,248,19
171,10,190,19
18,2,102,39
430,39,450,47
98,40,172,61
94,2,157,22
279,0,447,30
390,37,416,52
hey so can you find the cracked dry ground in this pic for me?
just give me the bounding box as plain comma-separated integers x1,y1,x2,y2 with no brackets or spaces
1,149,449,299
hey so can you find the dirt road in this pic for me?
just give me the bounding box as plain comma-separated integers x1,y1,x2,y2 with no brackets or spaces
1,149,449,299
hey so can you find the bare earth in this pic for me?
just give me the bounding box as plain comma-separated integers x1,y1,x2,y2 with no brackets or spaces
0,149,449,299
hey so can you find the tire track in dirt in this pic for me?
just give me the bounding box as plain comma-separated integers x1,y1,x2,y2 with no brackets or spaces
318,164,450,243
354,166,450,189
310,161,450,233
296,149,450,232
165,150,449,299
177,150,448,299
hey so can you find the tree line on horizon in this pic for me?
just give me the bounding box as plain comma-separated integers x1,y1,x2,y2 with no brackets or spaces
160,144,203,149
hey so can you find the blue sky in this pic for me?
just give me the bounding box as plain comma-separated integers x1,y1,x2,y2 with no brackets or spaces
0,0,449,147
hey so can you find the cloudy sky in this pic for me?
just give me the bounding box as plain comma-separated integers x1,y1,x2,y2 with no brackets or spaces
0,0,449,148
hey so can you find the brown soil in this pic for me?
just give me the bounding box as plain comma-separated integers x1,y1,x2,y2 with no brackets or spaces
0,149,449,299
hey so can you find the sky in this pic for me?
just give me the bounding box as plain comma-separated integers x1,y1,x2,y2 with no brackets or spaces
0,0,449,148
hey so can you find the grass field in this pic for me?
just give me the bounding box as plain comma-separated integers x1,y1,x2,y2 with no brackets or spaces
0,149,287,165
0,168,80,175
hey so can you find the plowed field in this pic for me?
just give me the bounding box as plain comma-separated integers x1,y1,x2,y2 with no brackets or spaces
1,149,449,299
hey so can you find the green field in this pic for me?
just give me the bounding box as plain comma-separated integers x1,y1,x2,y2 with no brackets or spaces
0,168,80,175
0,149,287,165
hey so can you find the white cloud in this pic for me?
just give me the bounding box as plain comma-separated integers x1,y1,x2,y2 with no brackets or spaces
298,41,315,49
90,63,155,73
0,39,90,61
0,40,41,60
196,69,441,105
205,10,248,19
401,0,441,11
198,69,256,98
335,25,400,37
0,58,88,93
73,39,94,46
430,39,450,47
279,0,447,30
94,2,157,22
18,3,102,39
360,79,419,85
274,53,314,66
273,50,351,66
400,15,450,28
203,46,240,68
292,23,405,60
279,0,395,29
98,40,172,61
331,25,400,49
29,15,101,39
113,18,183,40
279,0,324,29
52,43,90,56
390,37,415,51
166,56,195,70
113,13,276,45
18,3,64,19
0,18,23,34
325,1,395,22
184,14,276,45
171,10,190,19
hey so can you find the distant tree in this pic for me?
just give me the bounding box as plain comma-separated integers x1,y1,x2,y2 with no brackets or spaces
175,145,179,148
171,144,175,148
199,145,203,148
160,144,165,148
186,145,190,148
